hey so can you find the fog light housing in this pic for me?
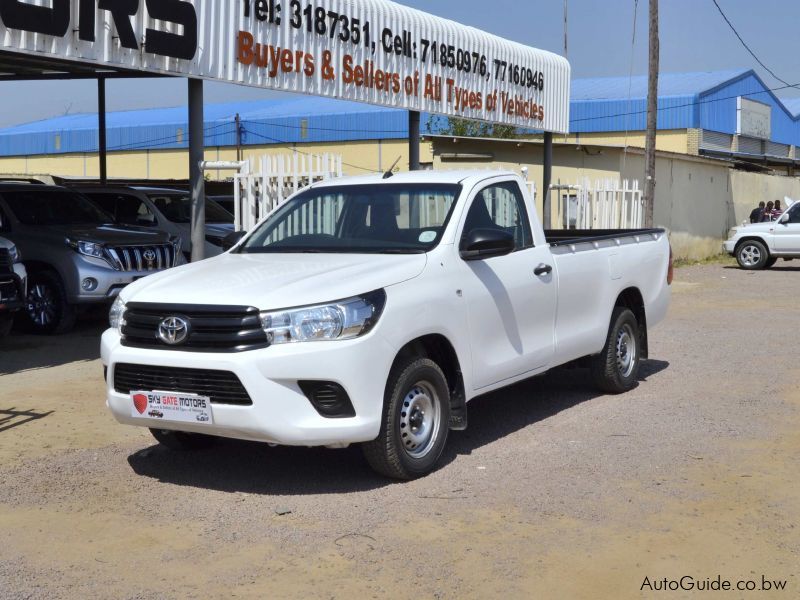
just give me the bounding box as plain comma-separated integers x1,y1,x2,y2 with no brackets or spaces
81,278,98,292
298,381,356,418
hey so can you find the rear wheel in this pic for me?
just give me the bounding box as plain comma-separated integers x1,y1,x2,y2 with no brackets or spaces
149,428,217,451
591,307,641,394
362,357,450,480
736,240,769,270
25,271,76,334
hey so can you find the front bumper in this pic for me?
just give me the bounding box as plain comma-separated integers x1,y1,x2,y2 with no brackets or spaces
70,255,182,304
723,240,736,255
0,263,26,312
102,329,397,447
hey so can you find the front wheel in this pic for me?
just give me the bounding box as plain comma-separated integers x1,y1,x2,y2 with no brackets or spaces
591,307,641,394
736,240,769,270
362,357,450,480
25,271,76,334
765,257,778,268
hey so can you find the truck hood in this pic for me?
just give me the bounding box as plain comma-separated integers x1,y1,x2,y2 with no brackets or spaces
734,222,776,234
47,224,172,245
121,252,428,309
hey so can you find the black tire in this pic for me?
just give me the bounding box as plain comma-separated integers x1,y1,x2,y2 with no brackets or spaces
735,240,769,270
149,428,217,451
362,357,451,480
0,314,13,338
765,257,778,268
591,307,641,394
24,270,77,334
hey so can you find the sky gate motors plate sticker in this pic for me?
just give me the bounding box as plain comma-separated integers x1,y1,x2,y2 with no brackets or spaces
131,391,213,425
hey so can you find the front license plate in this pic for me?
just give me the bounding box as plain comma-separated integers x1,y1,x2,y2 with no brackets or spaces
130,391,213,425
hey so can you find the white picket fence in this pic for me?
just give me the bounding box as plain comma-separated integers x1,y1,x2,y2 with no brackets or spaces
547,178,644,230
234,152,343,231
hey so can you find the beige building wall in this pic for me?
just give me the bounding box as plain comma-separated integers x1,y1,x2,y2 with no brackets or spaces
728,170,800,224
549,129,690,154
0,139,430,180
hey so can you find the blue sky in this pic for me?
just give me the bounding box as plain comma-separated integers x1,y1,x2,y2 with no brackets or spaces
1,0,798,127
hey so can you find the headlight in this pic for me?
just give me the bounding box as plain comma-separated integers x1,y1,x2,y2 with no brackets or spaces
727,228,739,239
8,244,20,263
67,238,105,259
260,290,386,344
109,296,126,332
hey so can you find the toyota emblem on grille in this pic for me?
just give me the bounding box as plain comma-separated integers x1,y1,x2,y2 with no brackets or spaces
143,249,157,265
157,316,190,345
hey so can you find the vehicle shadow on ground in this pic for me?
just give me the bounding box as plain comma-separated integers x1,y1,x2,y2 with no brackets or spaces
127,359,669,495
722,265,800,272
0,318,104,376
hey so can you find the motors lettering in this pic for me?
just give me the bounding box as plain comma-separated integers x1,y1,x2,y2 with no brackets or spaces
0,0,198,60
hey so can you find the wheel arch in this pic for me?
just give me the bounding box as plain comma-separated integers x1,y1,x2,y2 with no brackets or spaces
614,287,648,359
22,260,59,276
734,236,770,255
390,334,466,429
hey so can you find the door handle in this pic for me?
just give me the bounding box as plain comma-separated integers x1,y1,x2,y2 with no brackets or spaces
534,264,553,276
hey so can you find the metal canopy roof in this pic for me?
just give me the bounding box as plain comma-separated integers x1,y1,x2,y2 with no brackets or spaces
0,49,162,81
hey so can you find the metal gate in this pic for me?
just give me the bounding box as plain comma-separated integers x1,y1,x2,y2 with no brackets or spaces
233,153,343,231
548,178,644,230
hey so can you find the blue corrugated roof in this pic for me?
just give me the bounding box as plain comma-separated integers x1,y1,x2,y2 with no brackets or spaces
3,70,800,156
570,69,800,144
0,96,416,156
571,69,751,100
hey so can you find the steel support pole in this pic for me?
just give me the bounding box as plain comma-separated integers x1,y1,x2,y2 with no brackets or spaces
543,131,553,229
189,78,206,263
409,110,420,171
98,76,107,184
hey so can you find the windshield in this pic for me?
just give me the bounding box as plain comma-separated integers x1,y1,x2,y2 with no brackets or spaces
239,183,462,254
2,189,112,226
147,193,234,224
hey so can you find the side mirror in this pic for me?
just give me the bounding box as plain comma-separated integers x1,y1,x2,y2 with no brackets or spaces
222,230,247,252
780,213,790,224
459,228,516,261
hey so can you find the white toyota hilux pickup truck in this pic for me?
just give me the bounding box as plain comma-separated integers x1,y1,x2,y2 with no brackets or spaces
102,171,672,479
724,199,800,269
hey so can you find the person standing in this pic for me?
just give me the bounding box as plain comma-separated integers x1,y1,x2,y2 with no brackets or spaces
772,199,783,220
761,201,775,222
750,201,765,223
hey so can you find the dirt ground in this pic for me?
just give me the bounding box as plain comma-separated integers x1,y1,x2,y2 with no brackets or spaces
1,260,798,599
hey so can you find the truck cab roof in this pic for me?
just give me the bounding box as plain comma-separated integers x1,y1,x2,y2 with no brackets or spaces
309,170,521,189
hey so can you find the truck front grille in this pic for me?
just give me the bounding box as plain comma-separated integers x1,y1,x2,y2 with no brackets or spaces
113,363,253,406
121,303,269,352
106,244,177,272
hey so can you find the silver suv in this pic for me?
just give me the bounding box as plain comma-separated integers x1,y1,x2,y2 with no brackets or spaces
75,186,234,260
0,184,183,334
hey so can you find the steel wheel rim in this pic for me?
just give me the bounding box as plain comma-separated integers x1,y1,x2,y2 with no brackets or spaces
26,283,57,327
399,380,441,459
616,324,637,378
739,244,761,267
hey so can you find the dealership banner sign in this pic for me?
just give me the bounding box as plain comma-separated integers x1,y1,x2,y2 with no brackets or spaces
0,0,570,132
